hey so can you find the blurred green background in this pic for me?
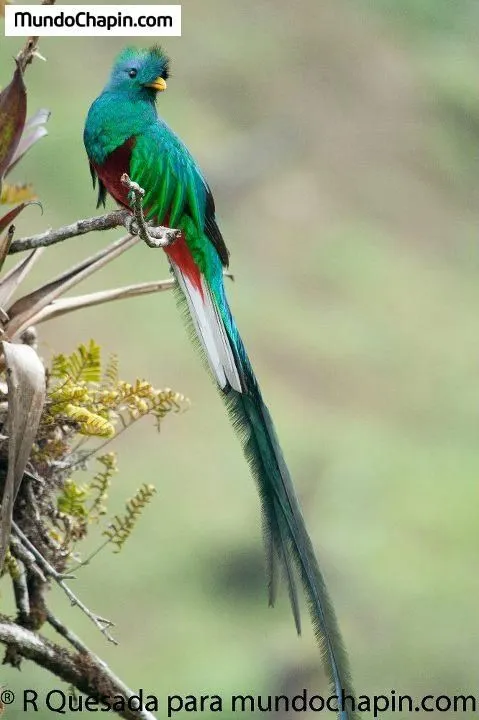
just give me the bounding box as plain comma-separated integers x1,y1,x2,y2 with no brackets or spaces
2,0,479,717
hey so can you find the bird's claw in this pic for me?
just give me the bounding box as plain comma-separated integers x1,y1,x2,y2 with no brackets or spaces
125,215,138,236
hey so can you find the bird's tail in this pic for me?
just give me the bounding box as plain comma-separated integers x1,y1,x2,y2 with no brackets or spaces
167,238,358,720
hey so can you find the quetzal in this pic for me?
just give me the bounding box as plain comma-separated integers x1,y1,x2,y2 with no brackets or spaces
84,46,357,719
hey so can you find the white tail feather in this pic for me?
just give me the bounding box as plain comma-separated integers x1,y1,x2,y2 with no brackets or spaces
172,263,242,393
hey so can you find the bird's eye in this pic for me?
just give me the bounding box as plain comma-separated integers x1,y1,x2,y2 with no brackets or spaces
128,69,137,79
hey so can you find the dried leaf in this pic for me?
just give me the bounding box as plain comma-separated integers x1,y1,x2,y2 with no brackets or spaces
5,233,140,339
35,278,176,323
0,248,43,309
0,202,41,274
0,65,27,180
0,341,46,571
7,109,50,175
0,226,14,276
0,182,37,205
0,201,31,235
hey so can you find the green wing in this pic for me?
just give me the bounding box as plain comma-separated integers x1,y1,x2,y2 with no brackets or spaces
130,121,229,266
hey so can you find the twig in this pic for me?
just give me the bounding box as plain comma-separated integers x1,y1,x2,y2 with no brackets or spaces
9,534,46,582
11,523,74,578
9,209,181,255
47,610,95,654
11,522,117,645
121,174,181,248
16,0,56,73
12,560,30,620
0,614,158,720
67,538,111,574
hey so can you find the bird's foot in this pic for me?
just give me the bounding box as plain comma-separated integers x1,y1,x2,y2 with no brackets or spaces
121,174,181,249
125,214,138,236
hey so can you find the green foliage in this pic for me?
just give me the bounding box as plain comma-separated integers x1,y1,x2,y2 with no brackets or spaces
57,479,88,519
51,339,102,384
55,454,117,543
102,353,119,389
48,340,114,437
36,340,187,563
88,452,117,520
103,484,157,552
96,380,186,431
2,550,20,580
47,340,187,440
64,404,115,438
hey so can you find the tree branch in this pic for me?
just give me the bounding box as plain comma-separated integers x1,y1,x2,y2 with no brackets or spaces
12,522,117,645
10,534,46,582
9,209,181,255
12,560,30,620
0,614,158,720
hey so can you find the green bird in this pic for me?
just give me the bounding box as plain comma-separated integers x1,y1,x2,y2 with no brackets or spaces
84,46,357,719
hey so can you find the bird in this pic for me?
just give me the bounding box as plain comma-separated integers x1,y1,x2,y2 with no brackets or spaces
84,46,358,719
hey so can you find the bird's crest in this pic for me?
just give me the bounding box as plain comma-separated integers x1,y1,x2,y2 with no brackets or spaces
114,45,170,80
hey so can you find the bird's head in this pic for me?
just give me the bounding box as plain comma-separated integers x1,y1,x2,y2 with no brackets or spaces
106,45,170,98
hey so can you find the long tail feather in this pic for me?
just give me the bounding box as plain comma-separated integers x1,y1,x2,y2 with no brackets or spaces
226,377,358,719
168,247,358,720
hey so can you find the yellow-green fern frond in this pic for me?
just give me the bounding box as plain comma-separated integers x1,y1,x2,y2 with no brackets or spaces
51,340,101,384
96,381,187,430
64,404,115,438
49,381,91,407
2,550,20,580
103,353,119,389
103,484,156,552
57,479,89,519
88,452,117,519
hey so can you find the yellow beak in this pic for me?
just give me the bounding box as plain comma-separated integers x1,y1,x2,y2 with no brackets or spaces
145,77,167,92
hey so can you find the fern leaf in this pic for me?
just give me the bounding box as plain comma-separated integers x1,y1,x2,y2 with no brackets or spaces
49,381,91,406
51,340,101,384
64,404,115,438
88,452,117,519
57,479,89,518
2,550,20,580
103,353,119,389
103,484,156,552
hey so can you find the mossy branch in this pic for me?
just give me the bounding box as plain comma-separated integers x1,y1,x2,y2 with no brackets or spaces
0,613,158,720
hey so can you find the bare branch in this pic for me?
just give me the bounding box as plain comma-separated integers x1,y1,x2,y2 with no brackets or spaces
12,560,30,619
0,614,158,720
9,535,46,582
9,208,181,255
9,210,128,254
11,522,117,644
47,611,91,654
